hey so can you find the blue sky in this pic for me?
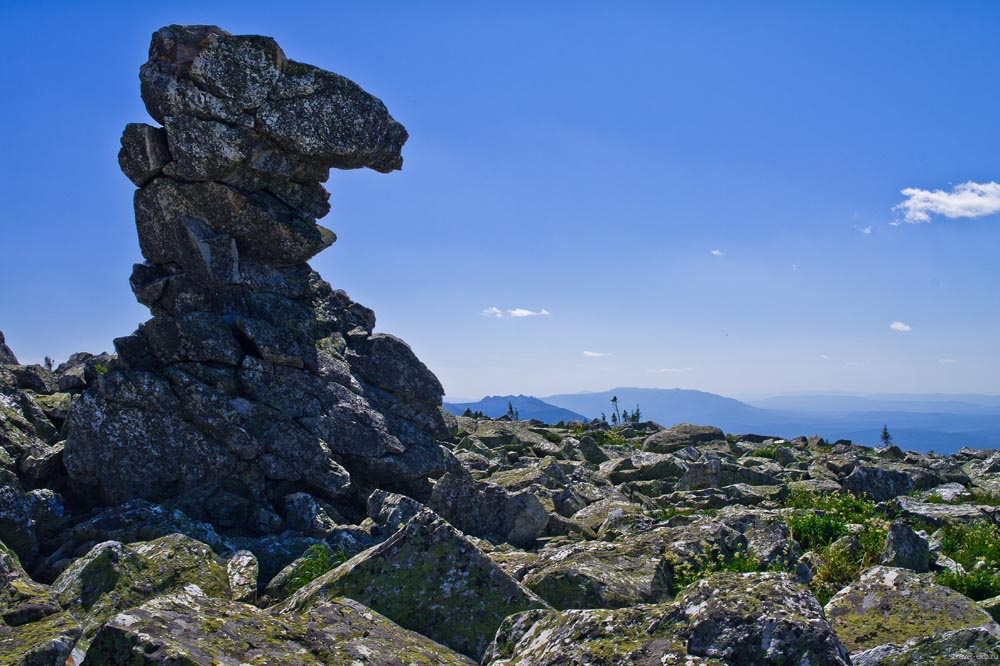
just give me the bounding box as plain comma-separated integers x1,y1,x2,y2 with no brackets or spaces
1,2,999,400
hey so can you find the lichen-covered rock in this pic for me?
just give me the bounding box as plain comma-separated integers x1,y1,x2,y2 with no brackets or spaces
521,538,668,610
643,424,725,453
367,488,425,530
676,571,850,663
880,521,929,572
852,627,1000,665
83,588,473,665
63,24,450,527
0,540,61,628
0,611,82,666
485,571,849,665
676,456,778,490
51,534,230,646
891,495,987,528
0,471,38,567
281,509,549,660
429,470,549,547
824,565,999,653
225,550,258,603
842,464,943,502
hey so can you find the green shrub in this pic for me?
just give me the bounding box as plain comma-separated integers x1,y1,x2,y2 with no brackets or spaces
933,520,1000,601
936,568,1000,601
667,546,763,592
785,489,888,604
284,544,346,595
787,512,848,552
785,489,879,524
589,430,627,447
940,521,1000,569
751,445,778,458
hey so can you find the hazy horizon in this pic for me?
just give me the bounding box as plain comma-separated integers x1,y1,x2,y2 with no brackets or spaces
2,2,999,400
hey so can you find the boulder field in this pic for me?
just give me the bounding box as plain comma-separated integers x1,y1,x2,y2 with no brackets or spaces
2,24,999,664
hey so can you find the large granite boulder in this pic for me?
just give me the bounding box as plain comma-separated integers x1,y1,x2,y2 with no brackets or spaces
280,509,548,660
51,533,231,648
428,470,549,547
486,571,849,665
83,588,473,665
64,25,450,528
825,566,999,653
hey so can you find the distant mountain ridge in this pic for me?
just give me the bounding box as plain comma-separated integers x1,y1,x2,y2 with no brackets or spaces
443,395,587,424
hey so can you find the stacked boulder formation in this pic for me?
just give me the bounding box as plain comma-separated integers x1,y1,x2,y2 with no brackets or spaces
64,25,449,529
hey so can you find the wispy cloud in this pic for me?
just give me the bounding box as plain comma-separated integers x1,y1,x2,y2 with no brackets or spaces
507,308,550,318
861,225,872,234
938,358,957,364
889,321,911,332
649,367,693,374
819,354,832,360
481,306,503,318
710,249,725,256
894,181,1000,223
582,351,608,358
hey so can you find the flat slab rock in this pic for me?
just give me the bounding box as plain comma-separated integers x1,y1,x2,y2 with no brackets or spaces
82,588,473,665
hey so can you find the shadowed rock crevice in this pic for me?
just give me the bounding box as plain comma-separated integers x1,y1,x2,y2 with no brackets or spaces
63,25,447,530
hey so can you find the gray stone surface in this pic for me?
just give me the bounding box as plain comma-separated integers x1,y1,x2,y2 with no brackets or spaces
64,25,450,525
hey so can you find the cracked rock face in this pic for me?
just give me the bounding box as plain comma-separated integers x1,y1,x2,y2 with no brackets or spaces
63,25,447,527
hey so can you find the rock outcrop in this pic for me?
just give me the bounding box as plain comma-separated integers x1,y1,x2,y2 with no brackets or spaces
63,25,449,528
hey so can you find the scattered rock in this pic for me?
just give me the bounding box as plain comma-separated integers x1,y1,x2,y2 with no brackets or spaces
486,571,850,665
643,423,725,453
880,521,930,572
429,470,549,547
83,588,473,665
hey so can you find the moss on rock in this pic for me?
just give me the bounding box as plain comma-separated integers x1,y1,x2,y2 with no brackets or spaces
280,509,548,660
824,565,998,653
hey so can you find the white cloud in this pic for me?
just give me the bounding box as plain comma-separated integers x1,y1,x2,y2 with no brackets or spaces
889,321,911,332
861,225,872,234
650,367,692,374
582,351,608,358
819,354,832,360
710,249,725,256
894,181,1000,223
481,307,503,318
507,308,550,318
